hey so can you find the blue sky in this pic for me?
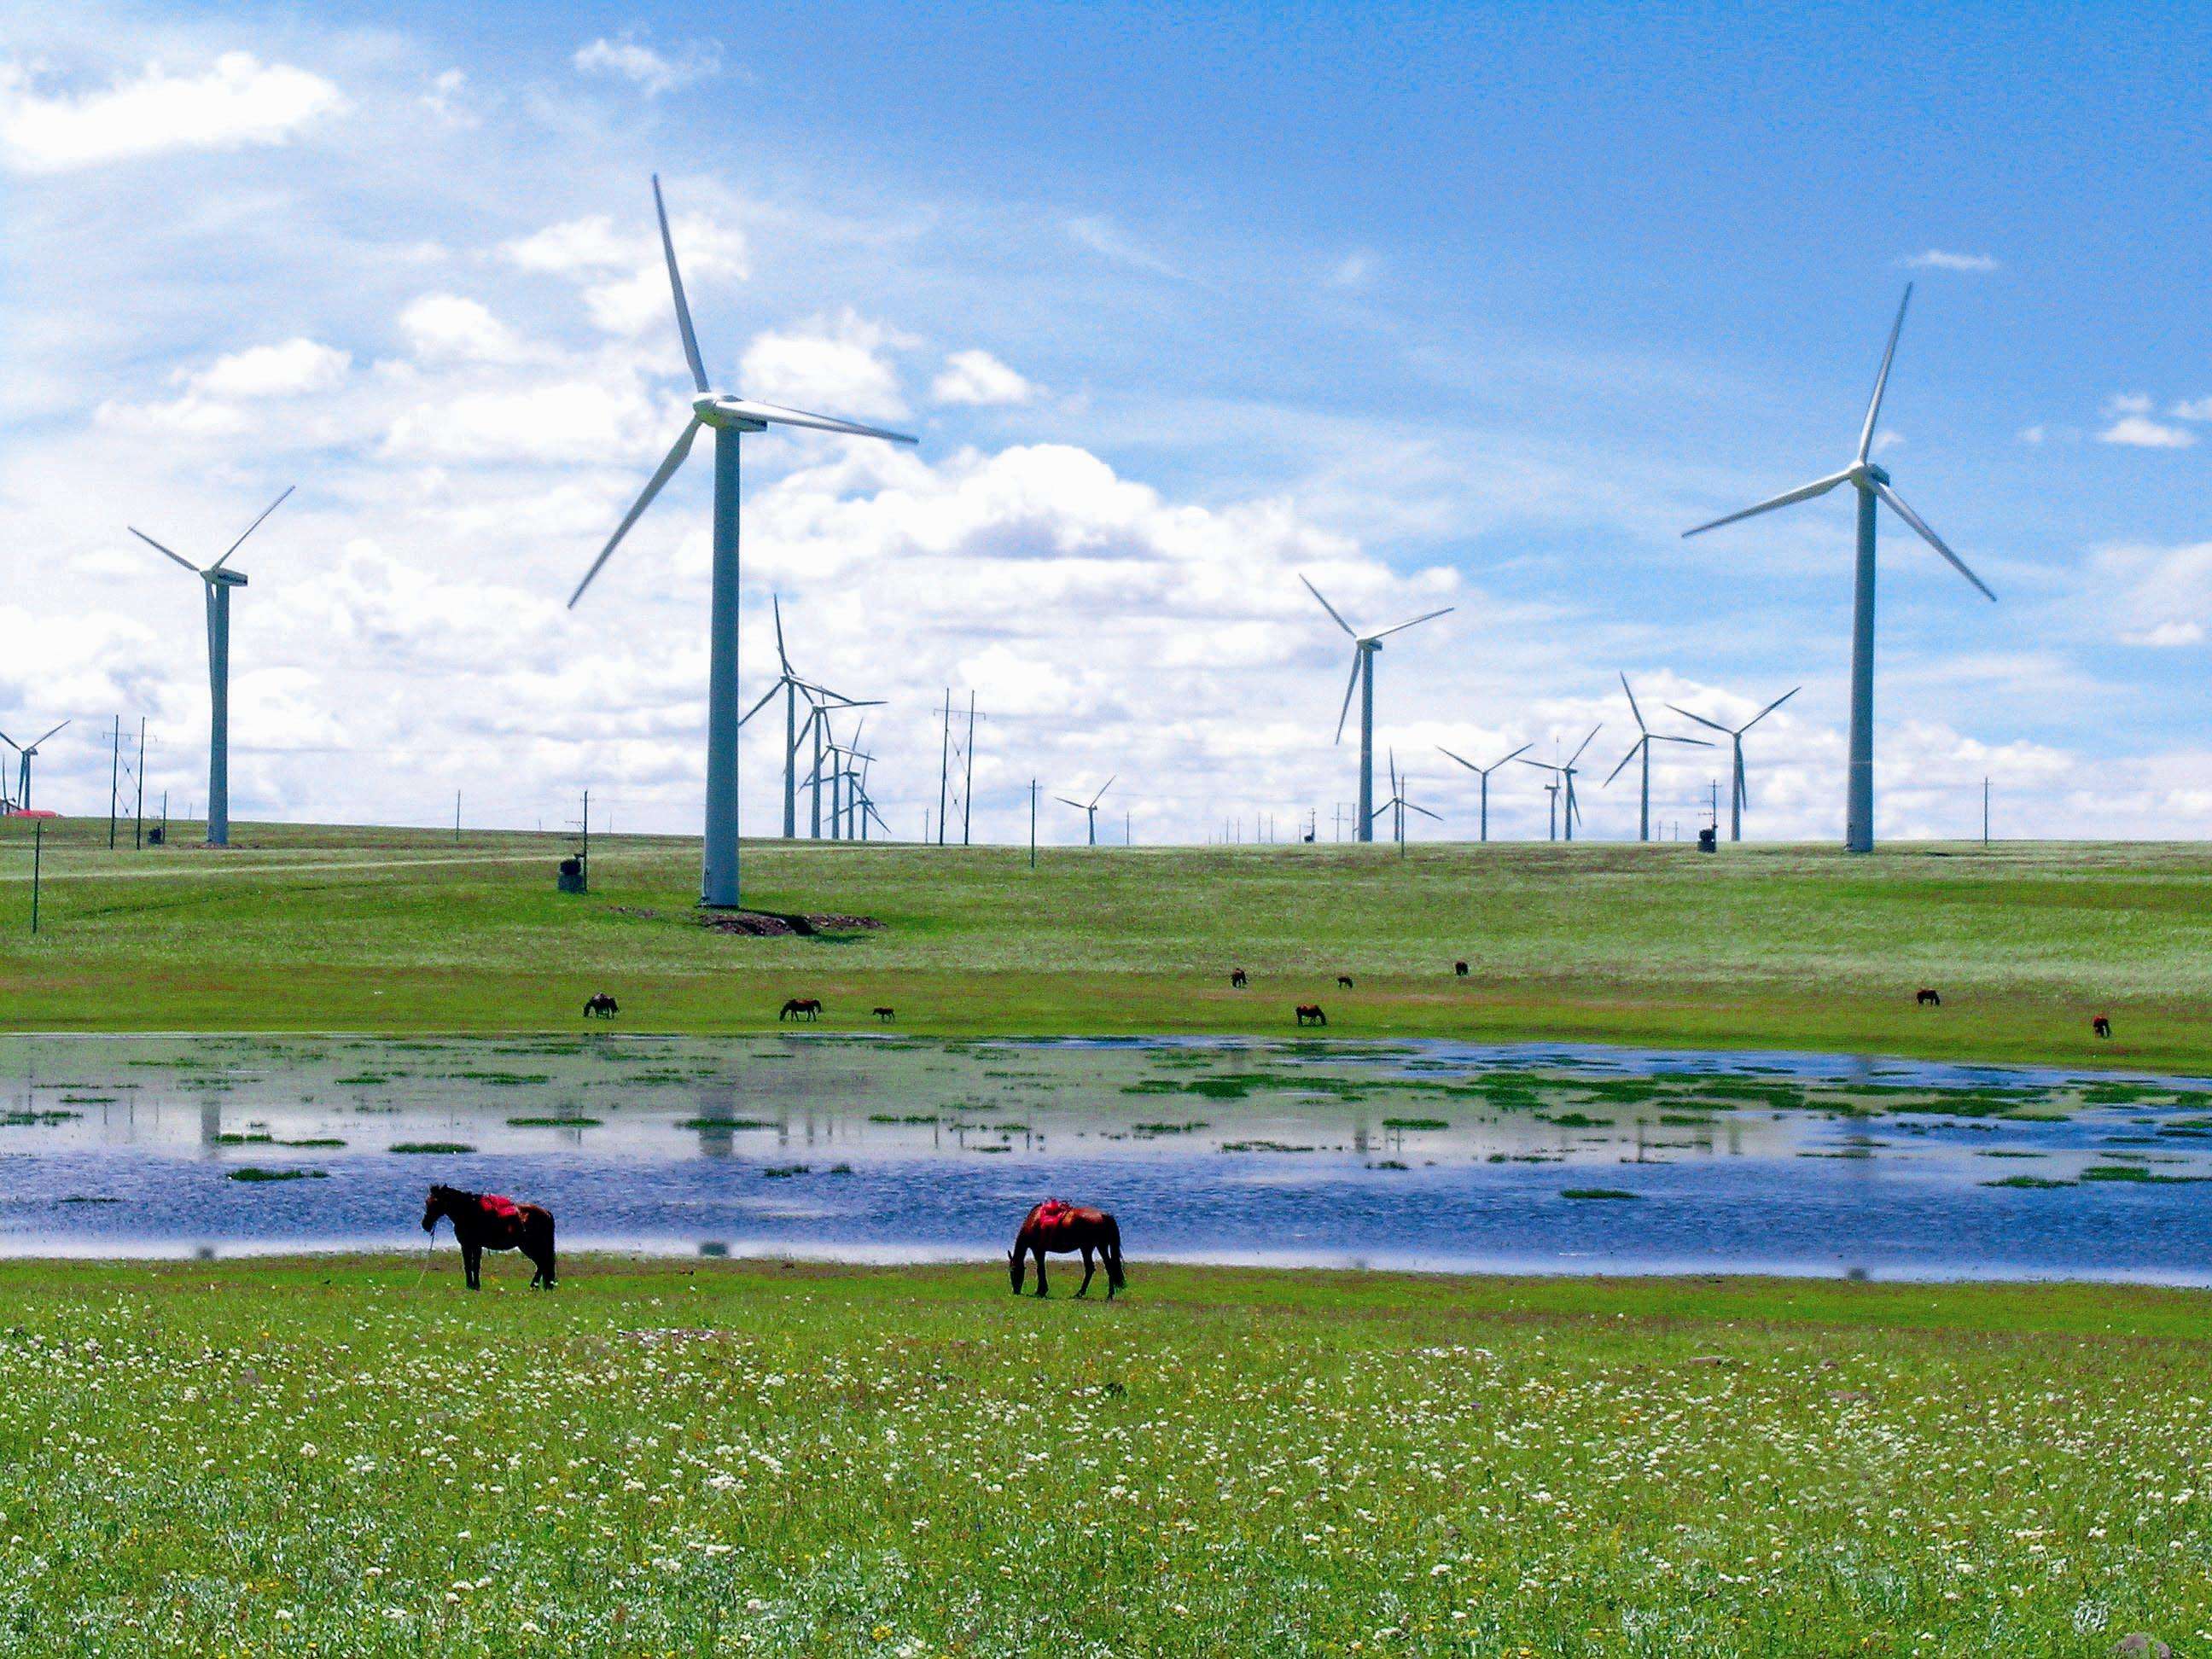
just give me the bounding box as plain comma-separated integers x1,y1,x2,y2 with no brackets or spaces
5,0,2210,841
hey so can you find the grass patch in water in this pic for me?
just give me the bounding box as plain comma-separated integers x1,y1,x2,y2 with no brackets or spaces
1561,1187,1639,1201
387,1142,474,1155
227,1167,329,1183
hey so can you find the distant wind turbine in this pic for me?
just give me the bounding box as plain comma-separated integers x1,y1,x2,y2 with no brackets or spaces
1057,776,1116,846
0,721,68,812
1436,741,1530,842
1301,575,1452,843
1604,674,1713,843
1519,726,1601,843
1683,284,1994,854
738,596,877,838
1666,686,1801,842
565,175,917,905
130,486,294,847
1378,750,1440,851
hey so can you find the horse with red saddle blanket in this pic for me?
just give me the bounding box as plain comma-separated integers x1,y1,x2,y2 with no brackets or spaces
422,1184,557,1289
1008,1198,1126,1300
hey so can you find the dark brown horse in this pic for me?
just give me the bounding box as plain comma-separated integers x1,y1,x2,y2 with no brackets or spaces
779,997,823,1022
583,992,619,1019
1230,969,1249,987
422,1185,556,1289
1916,987,1941,1007
1453,960,1469,977
1008,1200,1125,1300
1337,975,1354,989
1295,1003,1327,1027
2093,1014,2112,1039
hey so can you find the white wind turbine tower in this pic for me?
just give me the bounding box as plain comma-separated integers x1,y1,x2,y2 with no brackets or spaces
1436,741,1529,842
1301,575,1452,844
1604,674,1713,843
130,486,294,847
1378,750,1441,848
1666,686,1801,842
1,721,68,812
1518,726,1601,843
1683,284,1994,854
1057,776,1116,847
566,176,917,906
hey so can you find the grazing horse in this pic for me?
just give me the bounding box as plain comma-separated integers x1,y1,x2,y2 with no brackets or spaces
1453,961,1470,977
873,1006,896,1022
1916,987,1941,1007
779,997,823,1022
1230,969,1249,988
1008,1199,1125,1300
583,992,619,1019
1295,1004,1327,1027
422,1185,556,1289
1337,975,1354,990
2093,1015,2112,1039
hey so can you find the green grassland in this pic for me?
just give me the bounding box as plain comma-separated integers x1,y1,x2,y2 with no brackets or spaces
0,1256,2201,1656
3,817,2210,1070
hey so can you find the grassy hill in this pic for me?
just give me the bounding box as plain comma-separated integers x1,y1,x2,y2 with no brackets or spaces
3,816,2209,1069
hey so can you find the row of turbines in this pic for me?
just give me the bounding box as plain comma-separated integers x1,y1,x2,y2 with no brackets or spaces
26,177,1992,904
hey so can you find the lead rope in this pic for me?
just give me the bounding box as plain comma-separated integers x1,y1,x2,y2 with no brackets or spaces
416,1219,437,1288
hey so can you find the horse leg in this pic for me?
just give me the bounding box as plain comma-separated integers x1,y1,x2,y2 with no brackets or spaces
1033,1249,1049,1299
1074,1246,1094,1298
463,1242,481,1290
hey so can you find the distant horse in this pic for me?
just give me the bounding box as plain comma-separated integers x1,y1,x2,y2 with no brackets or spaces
2093,1015,2112,1039
583,992,619,1019
1453,961,1469,978
1337,975,1354,989
1916,987,1941,1007
873,1006,896,1022
1008,1200,1125,1300
779,997,823,1022
422,1185,556,1289
1295,1004,1327,1027
1230,969,1249,988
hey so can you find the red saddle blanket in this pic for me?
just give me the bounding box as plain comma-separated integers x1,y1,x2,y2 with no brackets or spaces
478,1193,521,1224
1033,1200,1080,1237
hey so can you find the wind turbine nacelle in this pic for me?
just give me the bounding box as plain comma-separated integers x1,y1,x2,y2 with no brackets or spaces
208,569,248,588
1854,461,1891,487
695,396,769,433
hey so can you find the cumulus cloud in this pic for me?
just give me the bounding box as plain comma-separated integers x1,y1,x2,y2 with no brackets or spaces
2099,415,2197,450
2094,540,2212,647
741,311,911,420
1901,249,2000,272
0,51,343,172
504,207,747,339
100,338,352,436
396,294,527,364
930,349,1034,408
572,38,719,96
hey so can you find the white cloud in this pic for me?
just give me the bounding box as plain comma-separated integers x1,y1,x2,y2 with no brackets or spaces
2098,415,2196,450
2094,541,2212,648
381,377,655,465
2170,396,2212,422
1902,249,2000,272
572,38,719,96
397,294,526,364
99,338,351,437
930,349,1034,407
741,311,910,420
504,209,747,338
1064,215,1180,277
1328,251,1376,289
0,51,343,172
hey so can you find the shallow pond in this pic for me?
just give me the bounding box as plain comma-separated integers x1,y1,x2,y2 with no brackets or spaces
3,1033,2209,1282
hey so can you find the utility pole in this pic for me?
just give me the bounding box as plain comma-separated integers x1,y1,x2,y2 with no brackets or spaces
1028,778,1038,870
29,821,43,934
1125,807,1132,847
961,691,976,847
454,791,462,844
1982,777,1990,847
108,716,120,849
133,718,147,850
581,789,591,883
936,689,952,846
160,791,169,847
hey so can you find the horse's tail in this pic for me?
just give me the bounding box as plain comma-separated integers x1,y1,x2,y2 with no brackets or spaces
1103,1215,1126,1291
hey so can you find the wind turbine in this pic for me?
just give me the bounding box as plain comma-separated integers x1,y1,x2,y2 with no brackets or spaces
1666,686,1801,842
0,721,68,812
1604,674,1713,843
130,486,293,847
1519,726,1601,843
1301,575,1452,843
565,175,917,906
1378,750,1440,851
1436,741,1530,842
1057,776,1115,846
739,597,877,839
1682,284,1994,854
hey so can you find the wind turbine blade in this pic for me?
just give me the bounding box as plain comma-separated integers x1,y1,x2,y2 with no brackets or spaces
1406,802,1442,822
1513,756,1557,773
131,527,201,573
652,174,711,395
1091,775,1116,806
1332,651,1361,743
1619,671,1646,733
1871,480,1995,601
1567,725,1602,767
1436,745,1479,774
1300,574,1357,637
1735,748,1749,810
1368,605,1453,642
568,418,701,608
0,731,15,753
1856,284,1912,464
1604,740,1643,787
1682,470,1851,538
739,683,782,726
1652,733,1714,748
1742,685,1802,730
772,595,791,674
1054,798,1086,810
1487,742,1532,772
1664,703,1733,736
212,484,294,569
30,721,67,748
719,399,917,445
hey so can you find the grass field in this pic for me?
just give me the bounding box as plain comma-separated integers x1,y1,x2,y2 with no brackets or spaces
3,817,2209,1071
0,1255,2199,1655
